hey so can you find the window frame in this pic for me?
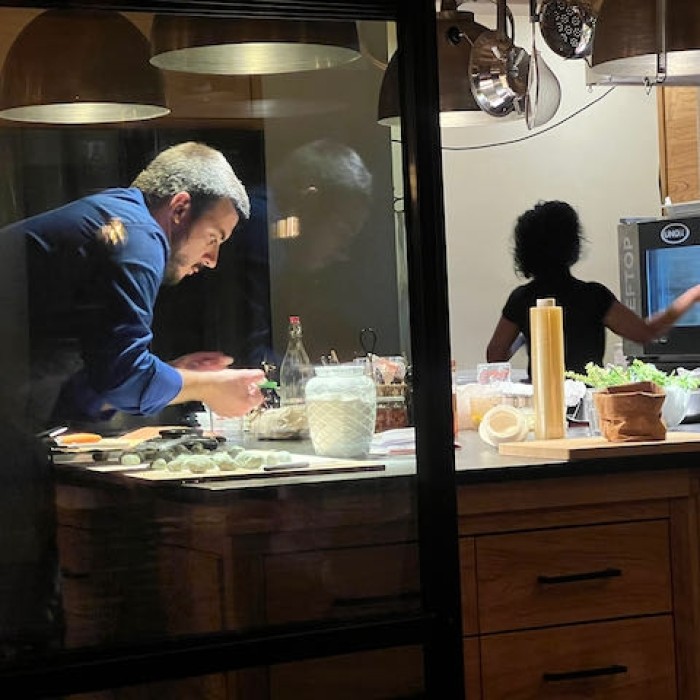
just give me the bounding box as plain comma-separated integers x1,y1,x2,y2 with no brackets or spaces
0,1,464,697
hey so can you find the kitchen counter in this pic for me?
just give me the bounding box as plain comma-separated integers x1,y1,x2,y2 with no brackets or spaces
53,425,700,498
53,425,700,698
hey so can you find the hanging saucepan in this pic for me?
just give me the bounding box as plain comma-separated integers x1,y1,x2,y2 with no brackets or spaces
469,0,530,117
539,0,599,59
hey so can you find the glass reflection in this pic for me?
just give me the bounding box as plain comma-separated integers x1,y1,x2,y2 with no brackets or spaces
0,8,416,695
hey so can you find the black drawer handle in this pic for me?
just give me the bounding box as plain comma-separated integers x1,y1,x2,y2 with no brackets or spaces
543,664,628,682
332,591,421,608
60,568,91,581
537,567,622,585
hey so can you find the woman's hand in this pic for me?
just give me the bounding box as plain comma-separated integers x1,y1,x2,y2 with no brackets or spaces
170,351,234,371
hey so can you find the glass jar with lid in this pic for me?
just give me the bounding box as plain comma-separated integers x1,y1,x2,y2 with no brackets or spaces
305,365,377,458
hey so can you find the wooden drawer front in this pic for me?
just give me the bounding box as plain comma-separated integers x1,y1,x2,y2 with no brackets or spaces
269,647,423,700
476,520,671,633
158,545,225,635
58,525,102,575
265,543,419,625
58,526,170,646
481,616,676,699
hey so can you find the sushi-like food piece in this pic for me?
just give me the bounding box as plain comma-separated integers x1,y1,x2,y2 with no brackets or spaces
211,452,237,471
232,450,266,469
182,455,216,473
150,458,167,471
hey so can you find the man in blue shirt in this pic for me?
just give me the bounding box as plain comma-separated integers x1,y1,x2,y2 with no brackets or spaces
8,141,264,430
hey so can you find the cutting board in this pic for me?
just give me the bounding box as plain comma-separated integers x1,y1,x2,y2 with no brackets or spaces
498,432,700,460
119,459,385,483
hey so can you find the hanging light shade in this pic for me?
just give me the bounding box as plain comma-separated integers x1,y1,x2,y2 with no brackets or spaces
0,9,169,124
591,0,700,85
378,7,500,127
150,15,361,75
164,72,345,119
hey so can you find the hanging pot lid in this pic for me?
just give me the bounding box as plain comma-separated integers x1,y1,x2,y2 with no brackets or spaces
525,3,562,129
525,48,562,128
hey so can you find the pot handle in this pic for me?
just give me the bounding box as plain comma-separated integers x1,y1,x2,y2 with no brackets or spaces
496,0,515,41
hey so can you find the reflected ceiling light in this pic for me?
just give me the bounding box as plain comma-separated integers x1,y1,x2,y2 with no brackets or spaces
0,9,169,124
591,0,700,86
150,15,361,75
379,2,512,127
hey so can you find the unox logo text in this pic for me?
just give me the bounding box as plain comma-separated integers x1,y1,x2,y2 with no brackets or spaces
660,223,691,244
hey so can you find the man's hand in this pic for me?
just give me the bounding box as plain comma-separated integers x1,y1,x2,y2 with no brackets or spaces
170,351,234,371
172,368,265,417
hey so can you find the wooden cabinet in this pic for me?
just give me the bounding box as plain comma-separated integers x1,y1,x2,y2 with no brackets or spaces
469,522,676,699
56,480,422,700
56,460,700,699
475,520,672,632
457,471,700,699
56,487,168,648
480,617,676,699
658,86,700,204
264,543,420,625
268,647,424,700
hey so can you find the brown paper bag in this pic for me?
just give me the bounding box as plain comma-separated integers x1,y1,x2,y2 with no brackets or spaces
593,381,666,442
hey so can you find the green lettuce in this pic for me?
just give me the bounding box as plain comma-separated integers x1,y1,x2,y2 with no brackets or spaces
565,359,700,390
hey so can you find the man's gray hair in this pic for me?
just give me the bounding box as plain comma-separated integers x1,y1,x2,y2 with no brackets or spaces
132,141,250,220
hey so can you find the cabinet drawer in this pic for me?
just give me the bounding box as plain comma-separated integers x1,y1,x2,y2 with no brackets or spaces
265,543,419,625
481,616,676,699
476,520,671,633
269,647,423,700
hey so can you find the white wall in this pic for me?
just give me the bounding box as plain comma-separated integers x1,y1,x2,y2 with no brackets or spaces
444,9,662,373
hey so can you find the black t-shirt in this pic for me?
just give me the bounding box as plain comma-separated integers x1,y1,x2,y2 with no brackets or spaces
502,275,617,377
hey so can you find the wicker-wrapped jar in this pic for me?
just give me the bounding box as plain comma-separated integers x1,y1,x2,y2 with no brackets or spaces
305,365,377,458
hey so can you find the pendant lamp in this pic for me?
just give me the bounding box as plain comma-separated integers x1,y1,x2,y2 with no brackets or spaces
164,72,345,119
378,3,514,127
150,15,361,75
0,9,169,124
591,0,700,85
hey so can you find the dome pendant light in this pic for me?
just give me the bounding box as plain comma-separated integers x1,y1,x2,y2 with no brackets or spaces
150,15,361,75
591,0,700,86
0,10,169,124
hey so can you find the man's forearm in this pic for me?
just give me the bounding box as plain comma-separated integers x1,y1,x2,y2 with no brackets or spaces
170,368,265,417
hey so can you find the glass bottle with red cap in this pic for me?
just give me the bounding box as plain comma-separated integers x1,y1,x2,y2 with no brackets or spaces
279,315,313,407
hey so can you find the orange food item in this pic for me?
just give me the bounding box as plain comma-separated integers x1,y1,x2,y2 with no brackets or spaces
57,432,102,445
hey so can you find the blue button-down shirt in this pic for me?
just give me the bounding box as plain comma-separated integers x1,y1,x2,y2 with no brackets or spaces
7,188,182,427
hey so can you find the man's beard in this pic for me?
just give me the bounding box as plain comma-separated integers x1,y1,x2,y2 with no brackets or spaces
162,255,183,286
163,226,188,286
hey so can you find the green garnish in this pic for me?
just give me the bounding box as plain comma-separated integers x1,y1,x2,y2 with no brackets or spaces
565,359,700,390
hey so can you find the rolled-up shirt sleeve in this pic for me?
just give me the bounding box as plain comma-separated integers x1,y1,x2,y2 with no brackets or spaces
102,357,182,415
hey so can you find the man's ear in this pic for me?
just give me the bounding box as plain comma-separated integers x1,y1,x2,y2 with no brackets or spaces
171,191,191,225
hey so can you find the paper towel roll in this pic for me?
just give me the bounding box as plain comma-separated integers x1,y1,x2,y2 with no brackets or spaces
530,298,566,439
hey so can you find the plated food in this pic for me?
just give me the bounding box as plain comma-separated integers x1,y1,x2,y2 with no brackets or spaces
55,432,102,445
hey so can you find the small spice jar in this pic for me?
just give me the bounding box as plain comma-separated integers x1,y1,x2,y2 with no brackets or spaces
375,395,408,433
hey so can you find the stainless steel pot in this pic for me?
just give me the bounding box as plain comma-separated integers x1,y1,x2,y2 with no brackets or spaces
469,0,529,117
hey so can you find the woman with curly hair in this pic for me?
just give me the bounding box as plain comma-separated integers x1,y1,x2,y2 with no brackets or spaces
486,200,700,376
